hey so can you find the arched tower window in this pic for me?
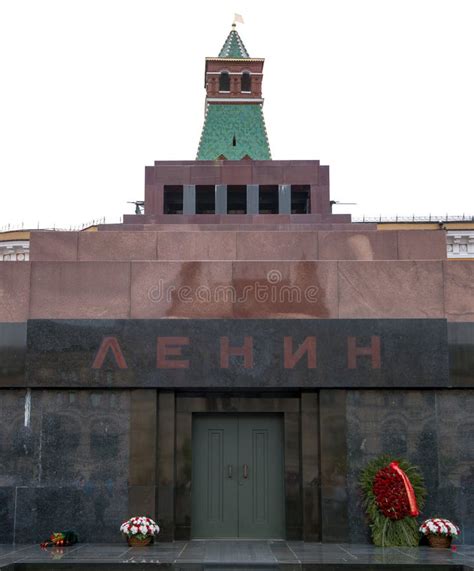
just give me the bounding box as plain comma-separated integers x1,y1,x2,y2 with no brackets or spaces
241,72,251,92
219,71,230,92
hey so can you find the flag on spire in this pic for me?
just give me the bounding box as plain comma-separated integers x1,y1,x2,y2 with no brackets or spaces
233,13,244,24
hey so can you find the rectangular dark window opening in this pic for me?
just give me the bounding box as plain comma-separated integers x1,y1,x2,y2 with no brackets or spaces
164,185,183,214
259,185,279,214
196,185,216,214
227,185,247,214
291,185,311,214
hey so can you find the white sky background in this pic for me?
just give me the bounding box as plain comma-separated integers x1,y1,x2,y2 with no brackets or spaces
0,0,473,229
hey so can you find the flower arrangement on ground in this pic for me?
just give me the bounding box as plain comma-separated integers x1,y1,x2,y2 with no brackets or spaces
39,531,78,549
420,518,460,548
120,516,160,546
360,455,426,547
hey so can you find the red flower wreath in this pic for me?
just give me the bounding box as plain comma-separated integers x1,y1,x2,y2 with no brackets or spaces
361,455,425,547
373,462,419,520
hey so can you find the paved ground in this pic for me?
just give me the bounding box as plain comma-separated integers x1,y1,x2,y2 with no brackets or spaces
0,541,473,568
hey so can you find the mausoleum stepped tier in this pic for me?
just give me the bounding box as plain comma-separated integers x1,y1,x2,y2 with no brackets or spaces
124,160,350,225
2,224,467,323
30,227,446,262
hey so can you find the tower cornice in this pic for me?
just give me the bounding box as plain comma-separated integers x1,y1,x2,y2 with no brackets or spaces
205,57,265,63
205,98,264,104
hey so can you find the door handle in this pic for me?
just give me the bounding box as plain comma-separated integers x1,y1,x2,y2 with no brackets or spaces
228,465,233,479
243,464,249,479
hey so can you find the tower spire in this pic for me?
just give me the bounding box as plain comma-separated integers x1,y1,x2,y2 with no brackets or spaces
218,24,250,58
197,25,271,161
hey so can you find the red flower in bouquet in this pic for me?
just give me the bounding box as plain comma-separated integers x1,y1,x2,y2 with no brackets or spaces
373,465,411,520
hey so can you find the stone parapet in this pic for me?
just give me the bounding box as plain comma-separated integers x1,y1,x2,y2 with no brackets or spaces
29,229,446,263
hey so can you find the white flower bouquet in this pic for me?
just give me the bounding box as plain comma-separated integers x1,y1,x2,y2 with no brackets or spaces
120,516,160,545
419,518,460,537
419,518,460,548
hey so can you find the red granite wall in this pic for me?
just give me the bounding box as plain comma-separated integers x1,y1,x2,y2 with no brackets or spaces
142,160,332,219
1,229,467,322
0,263,30,322
29,229,447,263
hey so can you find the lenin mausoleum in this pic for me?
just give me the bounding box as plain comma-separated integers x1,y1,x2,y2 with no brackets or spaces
0,24,473,546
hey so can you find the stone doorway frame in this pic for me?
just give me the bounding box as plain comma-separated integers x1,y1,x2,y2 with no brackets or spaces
129,390,321,542
171,393,318,541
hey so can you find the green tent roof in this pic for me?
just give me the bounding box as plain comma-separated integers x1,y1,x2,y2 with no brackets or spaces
197,104,271,160
218,27,250,58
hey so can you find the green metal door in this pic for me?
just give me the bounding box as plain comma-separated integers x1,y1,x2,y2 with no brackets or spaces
192,416,239,538
192,414,285,539
237,415,285,538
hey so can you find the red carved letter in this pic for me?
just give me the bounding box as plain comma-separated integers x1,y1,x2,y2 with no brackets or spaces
157,337,190,369
92,336,128,369
347,336,381,369
284,336,317,369
220,337,253,369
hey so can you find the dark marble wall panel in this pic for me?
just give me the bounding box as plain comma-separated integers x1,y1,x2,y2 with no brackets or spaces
301,392,320,541
345,390,437,543
26,319,449,389
436,391,474,544
157,392,175,541
0,323,26,386
0,389,130,543
448,322,474,387
128,486,156,522
130,390,157,487
0,390,39,487
319,390,349,542
14,484,128,543
284,411,302,540
0,487,15,543
175,409,193,540
129,389,157,520
345,390,474,545
37,391,130,487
